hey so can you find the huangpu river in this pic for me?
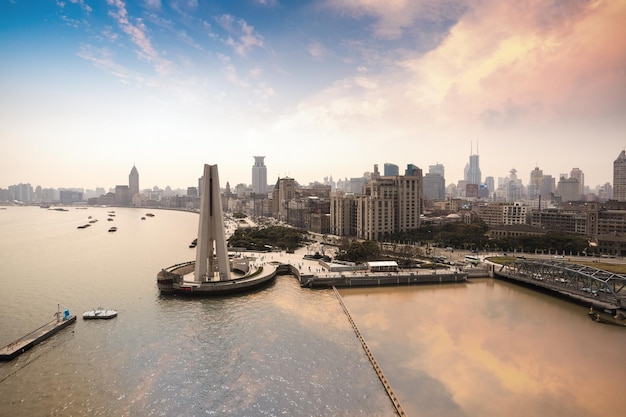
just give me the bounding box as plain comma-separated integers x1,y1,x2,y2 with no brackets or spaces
0,206,624,417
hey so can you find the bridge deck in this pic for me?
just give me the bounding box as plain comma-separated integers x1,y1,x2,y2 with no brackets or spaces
494,259,626,311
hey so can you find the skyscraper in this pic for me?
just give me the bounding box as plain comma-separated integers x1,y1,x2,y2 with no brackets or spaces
429,163,445,178
557,176,580,202
528,167,543,200
423,173,445,201
541,175,556,199
570,167,585,197
614,150,626,201
464,149,481,185
129,164,139,204
252,156,268,194
424,163,445,201
383,163,399,176
405,164,419,176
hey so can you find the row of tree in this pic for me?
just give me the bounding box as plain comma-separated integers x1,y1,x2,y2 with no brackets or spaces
227,225,308,251
227,221,590,262
332,225,590,263
387,221,590,254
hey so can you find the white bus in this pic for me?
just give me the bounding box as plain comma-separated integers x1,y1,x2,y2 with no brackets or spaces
465,255,480,265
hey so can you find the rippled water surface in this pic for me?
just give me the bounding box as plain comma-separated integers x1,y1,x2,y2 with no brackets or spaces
2,207,625,417
0,207,395,416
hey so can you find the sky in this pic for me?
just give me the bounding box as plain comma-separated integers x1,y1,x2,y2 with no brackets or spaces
1,0,625,191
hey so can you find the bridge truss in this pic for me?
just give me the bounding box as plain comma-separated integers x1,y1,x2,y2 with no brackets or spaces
498,259,626,308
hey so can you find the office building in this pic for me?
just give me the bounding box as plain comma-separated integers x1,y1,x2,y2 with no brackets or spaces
330,192,357,236
528,167,543,200
355,169,422,241
330,166,423,240
541,175,556,200
272,177,296,221
129,164,139,202
8,183,33,203
570,168,584,197
405,164,420,176
557,176,580,202
384,163,399,176
423,173,445,201
614,150,626,201
484,176,495,194
477,202,529,226
114,185,131,205
464,152,481,185
60,190,83,204
429,163,445,178
252,156,268,195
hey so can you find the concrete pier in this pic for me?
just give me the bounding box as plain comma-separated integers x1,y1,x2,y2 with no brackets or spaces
0,315,76,361
301,271,469,288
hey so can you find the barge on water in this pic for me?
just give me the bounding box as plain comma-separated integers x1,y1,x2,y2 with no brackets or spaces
0,306,76,362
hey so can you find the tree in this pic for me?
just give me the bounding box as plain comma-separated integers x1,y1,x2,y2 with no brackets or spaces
227,226,308,251
336,239,380,263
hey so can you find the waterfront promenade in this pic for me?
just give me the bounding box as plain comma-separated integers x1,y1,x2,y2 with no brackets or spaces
234,240,484,289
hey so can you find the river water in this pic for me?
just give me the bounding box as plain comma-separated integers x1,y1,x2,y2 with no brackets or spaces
0,207,624,416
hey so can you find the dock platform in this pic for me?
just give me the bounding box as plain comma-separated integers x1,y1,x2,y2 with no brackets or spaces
0,315,77,361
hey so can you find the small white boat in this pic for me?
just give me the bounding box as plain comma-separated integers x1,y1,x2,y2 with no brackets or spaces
83,308,117,320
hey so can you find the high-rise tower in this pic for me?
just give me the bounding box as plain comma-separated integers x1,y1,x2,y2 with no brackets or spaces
464,144,481,185
129,164,139,203
383,163,399,176
528,167,543,200
614,150,626,201
429,163,445,178
252,156,268,194
570,167,585,197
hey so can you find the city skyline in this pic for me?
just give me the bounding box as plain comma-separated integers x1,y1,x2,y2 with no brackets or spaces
2,153,618,196
1,1,625,190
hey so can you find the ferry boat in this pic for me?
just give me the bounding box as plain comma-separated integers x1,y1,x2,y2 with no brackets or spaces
83,308,117,320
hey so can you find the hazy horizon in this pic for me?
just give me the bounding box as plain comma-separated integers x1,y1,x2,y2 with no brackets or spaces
1,155,623,193
1,1,625,190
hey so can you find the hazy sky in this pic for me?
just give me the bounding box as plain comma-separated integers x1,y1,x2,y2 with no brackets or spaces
1,0,625,191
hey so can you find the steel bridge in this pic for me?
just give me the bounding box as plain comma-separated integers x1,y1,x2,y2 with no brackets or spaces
495,259,626,310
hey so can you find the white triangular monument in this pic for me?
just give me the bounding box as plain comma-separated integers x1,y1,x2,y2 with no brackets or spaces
194,164,231,282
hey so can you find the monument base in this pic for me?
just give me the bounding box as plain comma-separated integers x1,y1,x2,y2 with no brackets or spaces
157,262,277,296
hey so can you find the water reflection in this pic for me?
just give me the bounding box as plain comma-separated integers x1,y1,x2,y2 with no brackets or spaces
340,280,626,417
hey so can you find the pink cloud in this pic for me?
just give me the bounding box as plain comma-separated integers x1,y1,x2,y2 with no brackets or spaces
407,0,626,128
